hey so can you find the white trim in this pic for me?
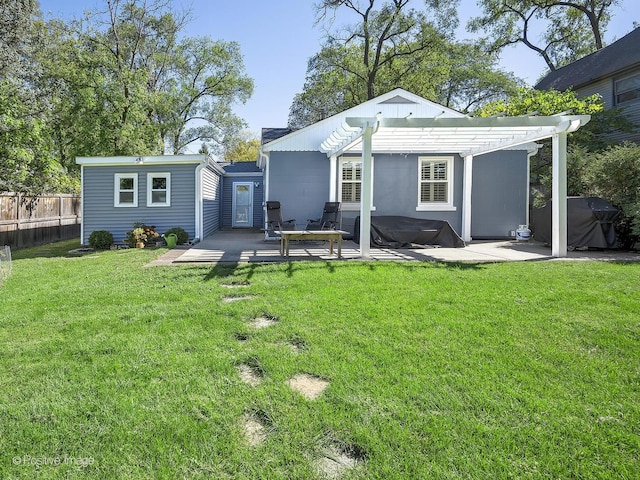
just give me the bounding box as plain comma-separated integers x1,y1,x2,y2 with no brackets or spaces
462,155,473,242
146,172,171,207
76,155,208,165
329,155,337,201
223,171,264,177
195,163,205,241
114,173,138,207
80,166,85,243
417,156,455,210
338,156,375,210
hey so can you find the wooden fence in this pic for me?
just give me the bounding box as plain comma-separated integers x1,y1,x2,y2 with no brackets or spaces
0,194,81,249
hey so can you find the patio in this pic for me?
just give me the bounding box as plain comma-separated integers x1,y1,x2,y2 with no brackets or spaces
147,230,640,265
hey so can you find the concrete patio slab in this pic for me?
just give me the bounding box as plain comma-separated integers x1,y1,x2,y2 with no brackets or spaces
146,230,640,266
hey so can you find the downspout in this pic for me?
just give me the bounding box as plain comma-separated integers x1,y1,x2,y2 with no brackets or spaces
194,160,206,243
259,150,270,235
526,144,541,227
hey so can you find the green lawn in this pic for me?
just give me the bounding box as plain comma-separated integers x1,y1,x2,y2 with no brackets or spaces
1,240,638,479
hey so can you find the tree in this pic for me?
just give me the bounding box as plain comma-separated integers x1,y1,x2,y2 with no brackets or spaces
314,0,454,100
39,0,253,160
289,1,520,127
160,37,253,155
0,0,72,194
225,133,261,162
468,0,622,71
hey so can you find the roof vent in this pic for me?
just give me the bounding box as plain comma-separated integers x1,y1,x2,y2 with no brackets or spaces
378,95,417,104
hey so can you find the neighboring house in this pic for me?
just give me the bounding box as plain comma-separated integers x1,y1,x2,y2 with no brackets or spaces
259,88,590,258
535,27,640,144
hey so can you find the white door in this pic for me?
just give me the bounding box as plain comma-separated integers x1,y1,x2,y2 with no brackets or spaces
232,182,253,228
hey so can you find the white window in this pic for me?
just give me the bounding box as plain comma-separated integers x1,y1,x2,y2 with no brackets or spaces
114,173,138,207
147,173,171,207
615,73,640,104
338,157,375,211
417,156,455,211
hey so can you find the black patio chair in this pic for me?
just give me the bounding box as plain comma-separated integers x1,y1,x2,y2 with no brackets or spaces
305,202,341,230
266,201,296,232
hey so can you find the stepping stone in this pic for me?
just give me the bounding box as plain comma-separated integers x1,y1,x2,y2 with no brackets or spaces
222,295,254,303
287,374,329,400
237,364,262,386
315,444,361,479
242,414,267,446
250,316,277,328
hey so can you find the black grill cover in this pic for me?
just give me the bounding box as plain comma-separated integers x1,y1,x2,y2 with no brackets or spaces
531,197,620,249
353,216,465,248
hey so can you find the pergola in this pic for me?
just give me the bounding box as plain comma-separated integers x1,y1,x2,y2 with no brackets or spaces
320,114,591,258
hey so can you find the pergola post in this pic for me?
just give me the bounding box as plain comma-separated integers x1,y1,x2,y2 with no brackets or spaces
462,154,473,243
359,124,375,258
551,132,568,257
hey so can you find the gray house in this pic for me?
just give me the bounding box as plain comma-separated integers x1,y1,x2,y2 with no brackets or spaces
76,155,224,245
535,27,640,144
259,88,590,258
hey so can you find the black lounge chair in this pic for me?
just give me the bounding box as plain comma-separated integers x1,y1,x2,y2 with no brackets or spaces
305,202,341,230
266,201,296,232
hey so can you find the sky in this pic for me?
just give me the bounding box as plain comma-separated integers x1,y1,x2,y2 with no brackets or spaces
39,0,639,145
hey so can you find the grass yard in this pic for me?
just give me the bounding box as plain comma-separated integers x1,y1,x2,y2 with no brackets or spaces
1,240,639,479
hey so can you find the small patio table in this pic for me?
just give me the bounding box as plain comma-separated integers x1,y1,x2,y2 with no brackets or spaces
275,230,349,258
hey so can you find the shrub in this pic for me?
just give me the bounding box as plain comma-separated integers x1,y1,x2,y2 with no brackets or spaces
124,223,160,247
586,142,640,249
88,230,114,250
164,227,188,245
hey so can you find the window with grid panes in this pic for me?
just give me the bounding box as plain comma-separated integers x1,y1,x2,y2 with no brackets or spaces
340,159,362,203
419,157,451,205
147,173,170,207
114,173,138,207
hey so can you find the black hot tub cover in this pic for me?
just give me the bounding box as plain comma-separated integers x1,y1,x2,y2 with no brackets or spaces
353,216,465,248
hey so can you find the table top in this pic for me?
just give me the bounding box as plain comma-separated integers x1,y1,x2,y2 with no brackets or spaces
275,230,349,235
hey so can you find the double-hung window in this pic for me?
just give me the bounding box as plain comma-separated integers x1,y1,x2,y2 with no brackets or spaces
147,173,171,207
615,73,640,104
417,156,455,211
114,173,138,207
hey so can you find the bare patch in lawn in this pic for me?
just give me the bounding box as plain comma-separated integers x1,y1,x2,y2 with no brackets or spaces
287,373,329,400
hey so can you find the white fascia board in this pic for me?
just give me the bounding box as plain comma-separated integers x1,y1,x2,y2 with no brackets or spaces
76,155,209,166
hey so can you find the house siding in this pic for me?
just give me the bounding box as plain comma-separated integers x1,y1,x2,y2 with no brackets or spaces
81,163,198,245
338,153,464,236
266,151,330,229
471,151,529,239
201,164,221,238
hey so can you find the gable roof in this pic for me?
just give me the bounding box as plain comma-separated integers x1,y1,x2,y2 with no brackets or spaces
261,88,464,153
535,27,640,91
